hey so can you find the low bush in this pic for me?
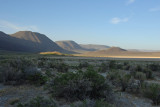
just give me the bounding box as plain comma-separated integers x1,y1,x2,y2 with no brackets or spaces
98,63,109,72
17,96,57,107
107,70,121,80
135,65,143,72
8,57,36,72
120,74,132,92
147,63,160,71
9,98,20,105
49,62,69,72
107,70,132,91
123,62,130,70
143,68,153,79
94,99,114,107
47,67,113,102
26,70,48,85
109,61,116,69
78,62,90,69
0,58,47,85
71,99,114,107
143,83,160,105
134,72,146,83
132,65,153,80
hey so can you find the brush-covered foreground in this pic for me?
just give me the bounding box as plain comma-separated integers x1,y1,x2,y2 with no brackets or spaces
0,54,160,107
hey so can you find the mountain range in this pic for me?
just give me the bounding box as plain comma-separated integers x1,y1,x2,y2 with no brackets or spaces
80,44,110,50
79,47,160,58
0,31,109,54
55,40,109,53
0,31,72,53
1,30,160,58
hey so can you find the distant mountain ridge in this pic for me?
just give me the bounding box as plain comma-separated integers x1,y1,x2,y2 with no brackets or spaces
80,44,110,50
55,40,83,51
84,47,127,55
55,40,96,53
79,47,160,57
2,30,160,58
11,31,65,52
0,31,73,53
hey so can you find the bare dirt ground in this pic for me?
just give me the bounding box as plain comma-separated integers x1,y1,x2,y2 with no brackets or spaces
0,84,48,107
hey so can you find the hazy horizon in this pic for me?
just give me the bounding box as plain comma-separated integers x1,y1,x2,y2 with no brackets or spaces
0,0,160,50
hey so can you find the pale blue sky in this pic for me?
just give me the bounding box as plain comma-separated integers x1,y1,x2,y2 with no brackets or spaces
0,0,160,50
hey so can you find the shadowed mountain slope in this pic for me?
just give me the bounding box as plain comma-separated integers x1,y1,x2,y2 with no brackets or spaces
10,31,73,53
55,40,95,53
0,31,32,52
0,31,73,53
55,40,83,51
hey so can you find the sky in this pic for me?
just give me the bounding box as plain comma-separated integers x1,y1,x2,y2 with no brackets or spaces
0,0,160,50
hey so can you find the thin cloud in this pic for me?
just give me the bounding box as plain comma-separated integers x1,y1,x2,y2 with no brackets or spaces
126,0,135,5
149,7,160,12
110,17,129,24
0,20,39,31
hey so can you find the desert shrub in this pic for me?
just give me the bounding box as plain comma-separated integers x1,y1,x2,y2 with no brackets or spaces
0,58,47,85
108,61,123,70
38,60,45,68
134,72,146,82
98,63,109,73
78,62,90,69
132,67,153,80
17,96,57,107
120,74,132,92
142,68,153,79
48,72,92,101
135,65,143,71
47,67,113,102
107,70,132,91
147,63,160,71
107,70,121,81
0,68,2,82
0,65,24,85
123,62,129,66
116,63,123,70
37,57,49,61
9,98,20,105
143,83,160,105
71,99,114,107
126,78,141,93
49,62,69,72
94,99,114,107
57,63,69,72
25,70,48,85
109,61,116,69
8,57,36,71
131,65,153,80
1,66,47,85
123,62,130,70
124,65,130,70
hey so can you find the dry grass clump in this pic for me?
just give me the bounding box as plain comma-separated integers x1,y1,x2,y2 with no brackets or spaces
40,51,64,55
